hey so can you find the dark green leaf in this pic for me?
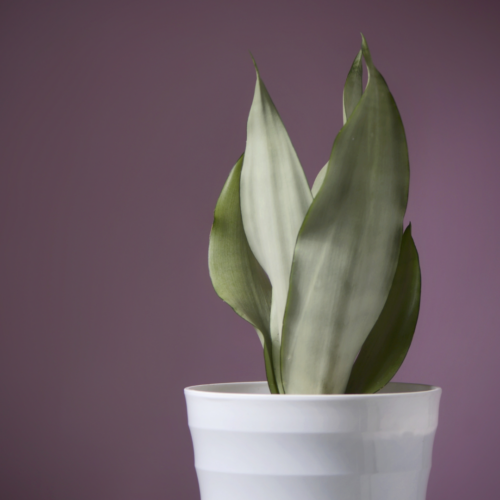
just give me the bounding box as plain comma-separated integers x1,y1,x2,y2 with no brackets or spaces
208,155,278,393
343,49,363,123
345,225,421,394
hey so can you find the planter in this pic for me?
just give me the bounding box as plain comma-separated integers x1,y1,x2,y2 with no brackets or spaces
185,381,441,500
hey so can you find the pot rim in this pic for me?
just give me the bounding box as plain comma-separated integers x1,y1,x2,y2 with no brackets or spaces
184,381,441,400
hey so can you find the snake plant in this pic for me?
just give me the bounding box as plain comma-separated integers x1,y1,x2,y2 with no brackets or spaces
208,36,421,394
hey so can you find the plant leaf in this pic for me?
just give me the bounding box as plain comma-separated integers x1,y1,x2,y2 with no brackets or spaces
345,225,421,394
240,58,312,392
342,49,363,124
281,36,409,394
208,155,278,393
259,332,279,394
310,160,328,198
311,49,363,198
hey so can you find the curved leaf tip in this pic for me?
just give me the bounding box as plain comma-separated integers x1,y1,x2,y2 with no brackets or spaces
249,52,260,75
360,34,376,74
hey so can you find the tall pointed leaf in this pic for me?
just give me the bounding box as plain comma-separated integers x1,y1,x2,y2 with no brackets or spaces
311,50,363,197
208,155,278,393
281,36,409,394
345,225,421,394
240,59,312,391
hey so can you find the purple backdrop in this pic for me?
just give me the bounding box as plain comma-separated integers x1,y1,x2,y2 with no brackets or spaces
1,0,499,498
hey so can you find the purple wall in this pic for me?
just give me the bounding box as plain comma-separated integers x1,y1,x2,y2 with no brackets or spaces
1,0,499,498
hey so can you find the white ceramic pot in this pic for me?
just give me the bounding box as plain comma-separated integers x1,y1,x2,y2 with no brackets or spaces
185,381,441,500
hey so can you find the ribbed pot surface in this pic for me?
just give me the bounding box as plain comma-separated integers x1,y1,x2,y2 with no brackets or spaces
185,381,441,500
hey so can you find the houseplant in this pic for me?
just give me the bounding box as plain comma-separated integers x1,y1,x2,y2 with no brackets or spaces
185,36,441,500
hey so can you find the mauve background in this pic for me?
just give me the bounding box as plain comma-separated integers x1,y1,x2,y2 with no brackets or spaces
1,0,499,498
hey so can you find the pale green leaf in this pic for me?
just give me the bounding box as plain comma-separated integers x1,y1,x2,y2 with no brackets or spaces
281,36,409,394
240,59,312,392
208,155,278,393
311,162,328,198
311,49,363,198
345,225,421,394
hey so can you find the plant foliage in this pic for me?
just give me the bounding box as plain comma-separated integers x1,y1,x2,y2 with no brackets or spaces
209,36,421,394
